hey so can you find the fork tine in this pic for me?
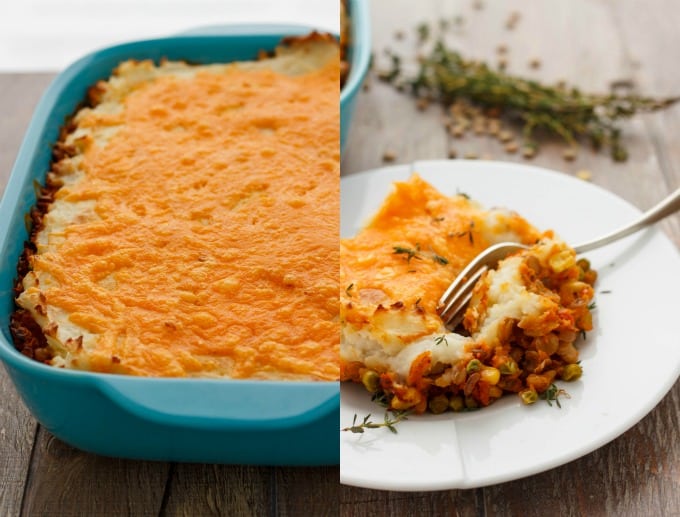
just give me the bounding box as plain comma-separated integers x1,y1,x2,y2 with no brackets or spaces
438,252,487,307
437,265,487,328
436,242,528,330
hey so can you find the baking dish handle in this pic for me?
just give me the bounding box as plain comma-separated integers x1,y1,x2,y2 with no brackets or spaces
97,377,339,431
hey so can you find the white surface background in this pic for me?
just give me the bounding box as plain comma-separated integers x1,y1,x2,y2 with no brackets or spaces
0,0,339,71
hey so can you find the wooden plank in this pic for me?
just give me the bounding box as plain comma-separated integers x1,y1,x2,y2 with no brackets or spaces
0,72,54,516
20,427,170,516
275,467,339,517
159,464,271,516
340,486,479,517
0,73,55,195
0,366,36,517
611,0,680,247
160,465,339,516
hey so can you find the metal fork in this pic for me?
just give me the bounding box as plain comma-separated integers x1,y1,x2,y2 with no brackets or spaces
437,187,680,329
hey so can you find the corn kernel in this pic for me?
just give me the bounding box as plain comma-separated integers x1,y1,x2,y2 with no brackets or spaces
480,367,501,385
549,249,576,273
361,370,380,393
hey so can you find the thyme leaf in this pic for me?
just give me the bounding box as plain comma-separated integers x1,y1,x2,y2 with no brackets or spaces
431,252,449,265
540,383,570,408
393,244,422,263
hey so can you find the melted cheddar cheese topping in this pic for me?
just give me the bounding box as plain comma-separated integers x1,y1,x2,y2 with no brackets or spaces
18,36,340,380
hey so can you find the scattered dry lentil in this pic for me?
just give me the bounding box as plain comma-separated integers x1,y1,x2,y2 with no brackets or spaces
383,149,397,162
416,97,430,111
451,125,466,138
498,130,514,142
562,148,577,161
487,119,501,136
576,169,593,181
504,141,519,153
505,11,521,30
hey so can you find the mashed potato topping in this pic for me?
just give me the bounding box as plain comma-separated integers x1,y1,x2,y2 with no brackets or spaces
340,175,596,412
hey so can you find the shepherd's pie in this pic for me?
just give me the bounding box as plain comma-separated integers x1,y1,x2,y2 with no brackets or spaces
11,33,340,380
340,175,596,412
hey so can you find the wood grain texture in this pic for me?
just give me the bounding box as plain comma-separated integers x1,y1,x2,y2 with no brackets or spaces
20,427,169,516
0,366,36,517
339,486,479,517
0,73,53,517
340,0,679,515
159,464,271,516
274,467,339,517
0,74,54,195
156,465,339,516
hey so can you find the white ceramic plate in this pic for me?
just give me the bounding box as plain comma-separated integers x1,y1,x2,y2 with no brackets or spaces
339,160,680,491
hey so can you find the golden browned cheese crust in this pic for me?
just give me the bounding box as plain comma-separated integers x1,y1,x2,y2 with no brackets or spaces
12,33,341,380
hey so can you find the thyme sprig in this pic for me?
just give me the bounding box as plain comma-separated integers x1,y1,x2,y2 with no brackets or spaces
341,411,410,434
381,37,679,161
540,383,570,408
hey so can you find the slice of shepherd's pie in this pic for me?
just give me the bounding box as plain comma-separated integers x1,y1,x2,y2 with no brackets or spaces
11,33,340,380
340,174,596,413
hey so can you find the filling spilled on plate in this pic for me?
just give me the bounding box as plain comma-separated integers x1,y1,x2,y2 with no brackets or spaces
340,174,596,413
11,33,340,380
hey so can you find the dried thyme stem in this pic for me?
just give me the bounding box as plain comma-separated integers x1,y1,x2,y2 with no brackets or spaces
386,40,679,161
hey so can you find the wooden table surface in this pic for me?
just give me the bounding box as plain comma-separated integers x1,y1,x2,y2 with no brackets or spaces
1,0,679,515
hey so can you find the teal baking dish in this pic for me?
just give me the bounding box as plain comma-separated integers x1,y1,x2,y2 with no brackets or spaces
340,0,371,151
0,26,338,465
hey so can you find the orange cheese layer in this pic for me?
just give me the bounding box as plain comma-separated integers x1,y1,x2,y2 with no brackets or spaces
340,176,491,342
34,59,340,379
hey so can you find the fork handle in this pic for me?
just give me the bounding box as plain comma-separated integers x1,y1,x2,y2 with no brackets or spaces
573,187,680,254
